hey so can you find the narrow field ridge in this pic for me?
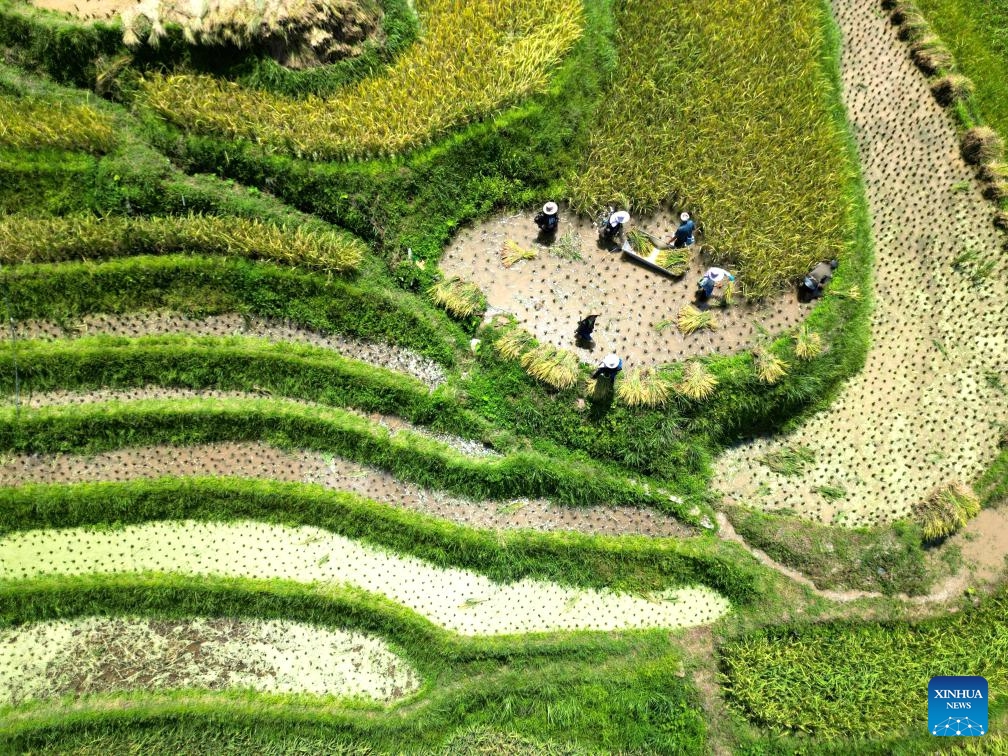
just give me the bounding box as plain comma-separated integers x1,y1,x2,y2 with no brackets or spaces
0,520,731,635
716,0,1008,526
0,443,693,538
15,312,447,388
0,616,421,706
2,388,496,459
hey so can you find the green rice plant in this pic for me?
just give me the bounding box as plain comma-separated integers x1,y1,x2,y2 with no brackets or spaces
494,328,535,360
655,248,689,276
0,213,365,272
793,325,823,360
615,367,671,408
717,279,735,307
142,0,585,159
674,361,717,400
754,346,788,384
913,482,981,542
501,240,536,268
520,344,579,390
121,0,382,68
677,305,717,334
549,229,583,262
0,95,115,153
758,445,815,476
428,276,487,319
568,0,852,297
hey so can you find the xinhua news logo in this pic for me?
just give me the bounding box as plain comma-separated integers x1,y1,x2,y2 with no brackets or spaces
929,676,987,737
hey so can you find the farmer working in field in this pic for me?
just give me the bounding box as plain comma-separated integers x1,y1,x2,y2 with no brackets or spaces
697,267,734,301
591,353,623,385
670,212,696,248
599,209,630,245
534,201,560,237
575,314,599,347
800,259,838,300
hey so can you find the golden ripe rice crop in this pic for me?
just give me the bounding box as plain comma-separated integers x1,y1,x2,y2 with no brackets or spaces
494,328,535,360
616,367,672,408
569,0,853,298
0,96,115,153
520,343,580,390
675,361,718,400
428,277,487,318
142,0,584,159
0,213,365,272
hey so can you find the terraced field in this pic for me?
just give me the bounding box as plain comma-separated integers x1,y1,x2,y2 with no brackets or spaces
1,0,1006,751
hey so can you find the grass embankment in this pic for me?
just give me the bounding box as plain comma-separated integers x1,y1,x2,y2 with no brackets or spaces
0,333,463,426
0,398,711,521
142,0,585,159
0,213,365,273
0,578,710,754
0,256,459,364
720,589,1008,740
913,0,1008,138
0,478,760,599
570,0,853,298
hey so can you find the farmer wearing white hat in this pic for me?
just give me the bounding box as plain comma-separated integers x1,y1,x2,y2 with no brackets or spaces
534,201,560,236
591,353,623,384
599,209,630,245
697,266,734,300
671,211,696,248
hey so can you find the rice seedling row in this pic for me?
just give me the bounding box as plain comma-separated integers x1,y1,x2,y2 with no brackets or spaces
0,519,732,635
0,441,693,537
0,615,420,706
141,0,585,159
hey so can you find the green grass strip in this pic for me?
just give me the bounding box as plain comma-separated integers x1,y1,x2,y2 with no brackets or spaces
914,0,1008,137
0,477,761,600
977,447,1008,507
0,397,714,524
0,576,706,754
0,213,366,273
0,333,467,427
0,255,459,365
720,589,1008,739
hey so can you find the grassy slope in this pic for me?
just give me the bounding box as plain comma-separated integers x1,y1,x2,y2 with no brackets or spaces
914,0,1008,137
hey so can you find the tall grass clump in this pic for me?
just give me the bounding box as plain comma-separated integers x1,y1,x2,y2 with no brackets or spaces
675,361,717,400
122,0,382,68
912,482,981,542
428,277,486,319
615,367,671,408
0,96,115,153
0,213,365,273
569,0,852,297
142,0,585,159
520,343,580,390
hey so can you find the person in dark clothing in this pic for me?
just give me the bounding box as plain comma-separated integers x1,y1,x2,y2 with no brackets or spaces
799,259,838,301
575,314,599,347
671,211,696,248
534,201,560,236
598,209,630,245
591,353,623,384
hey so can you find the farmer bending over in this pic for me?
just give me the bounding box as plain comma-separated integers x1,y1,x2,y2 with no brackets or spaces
534,201,560,236
800,259,838,300
591,353,623,385
671,212,696,248
697,267,734,301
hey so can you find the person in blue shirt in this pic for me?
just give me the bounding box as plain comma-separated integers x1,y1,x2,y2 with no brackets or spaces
697,267,734,300
534,201,560,237
671,211,696,248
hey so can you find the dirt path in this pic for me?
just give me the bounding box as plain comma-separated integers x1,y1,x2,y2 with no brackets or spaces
0,442,693,538
715,0,1008,527
16,312,446,389
440,208,810,366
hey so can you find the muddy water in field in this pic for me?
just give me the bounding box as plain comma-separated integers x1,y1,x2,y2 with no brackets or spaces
440,208,808,366
716,0,1008,526
0,442,694,537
